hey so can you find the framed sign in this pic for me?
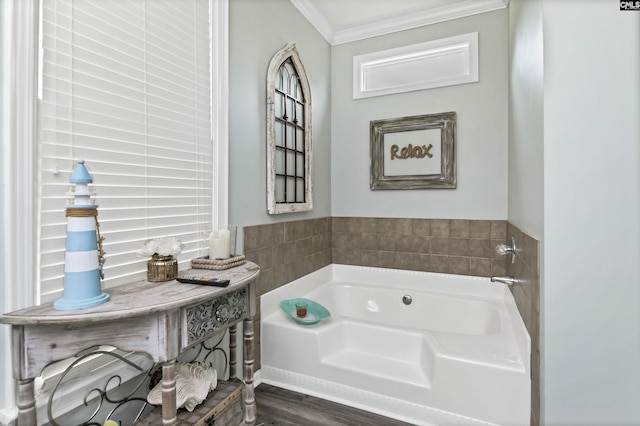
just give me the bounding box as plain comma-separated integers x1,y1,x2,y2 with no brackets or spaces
370,112,456,190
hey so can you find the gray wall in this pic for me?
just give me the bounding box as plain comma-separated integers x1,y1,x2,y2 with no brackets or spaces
507,0,544,240
510,1,640,423
331,10,509,220
542,2,640,424
507,2,544,423
228,0,332,234
0,1,7,412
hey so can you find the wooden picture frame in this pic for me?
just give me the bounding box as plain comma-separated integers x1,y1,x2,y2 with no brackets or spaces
370,112,456,190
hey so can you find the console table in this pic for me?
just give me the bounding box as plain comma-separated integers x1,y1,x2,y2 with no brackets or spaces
0,262,260,426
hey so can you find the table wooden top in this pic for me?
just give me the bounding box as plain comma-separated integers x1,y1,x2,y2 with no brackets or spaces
0,262,260,326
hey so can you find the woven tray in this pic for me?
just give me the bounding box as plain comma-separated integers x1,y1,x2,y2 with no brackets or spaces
191,254,246,270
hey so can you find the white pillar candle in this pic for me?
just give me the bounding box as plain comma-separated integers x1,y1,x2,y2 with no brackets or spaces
209,229,230,259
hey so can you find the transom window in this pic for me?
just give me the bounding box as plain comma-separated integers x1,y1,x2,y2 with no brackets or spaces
266,43,312,214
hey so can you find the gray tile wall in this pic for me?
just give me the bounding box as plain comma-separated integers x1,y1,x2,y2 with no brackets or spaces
332,217,507,277
506,224,540,426
243,218,332,368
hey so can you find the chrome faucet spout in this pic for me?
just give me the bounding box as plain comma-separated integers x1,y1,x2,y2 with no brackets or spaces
490,276,519,286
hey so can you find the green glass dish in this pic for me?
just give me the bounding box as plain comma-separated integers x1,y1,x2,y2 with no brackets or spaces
279,298,331,326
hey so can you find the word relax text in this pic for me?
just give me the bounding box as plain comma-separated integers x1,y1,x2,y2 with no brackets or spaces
390,143,434,160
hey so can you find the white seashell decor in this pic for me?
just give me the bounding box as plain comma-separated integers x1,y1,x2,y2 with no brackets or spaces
147,362,218,411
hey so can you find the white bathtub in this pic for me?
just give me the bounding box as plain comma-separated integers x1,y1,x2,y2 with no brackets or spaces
260,265,530,426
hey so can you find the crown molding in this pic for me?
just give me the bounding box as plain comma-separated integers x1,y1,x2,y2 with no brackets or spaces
289,0,335,43
290,0,509,46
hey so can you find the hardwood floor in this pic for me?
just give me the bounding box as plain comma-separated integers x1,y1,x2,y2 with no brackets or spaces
255,384,412,426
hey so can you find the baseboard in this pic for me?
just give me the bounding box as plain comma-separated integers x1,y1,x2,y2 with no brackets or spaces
253,369,262,388
0,407,17,426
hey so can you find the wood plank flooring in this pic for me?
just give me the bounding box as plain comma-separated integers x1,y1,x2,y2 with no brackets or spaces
255,384,412,426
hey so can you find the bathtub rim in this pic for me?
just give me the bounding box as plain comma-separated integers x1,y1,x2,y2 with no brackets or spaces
260,264,532,425
261,264,531,374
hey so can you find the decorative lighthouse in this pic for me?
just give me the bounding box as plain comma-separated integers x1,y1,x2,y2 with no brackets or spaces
54,160,110,310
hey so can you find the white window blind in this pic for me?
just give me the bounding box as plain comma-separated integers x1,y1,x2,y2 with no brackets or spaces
39,0,213,302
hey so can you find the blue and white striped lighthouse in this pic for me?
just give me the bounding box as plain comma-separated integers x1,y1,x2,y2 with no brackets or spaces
54,160,110,310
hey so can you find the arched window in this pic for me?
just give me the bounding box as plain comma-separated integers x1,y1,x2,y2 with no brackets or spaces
266,43,312,214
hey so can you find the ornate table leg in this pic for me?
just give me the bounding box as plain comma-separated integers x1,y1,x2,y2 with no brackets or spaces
229,324,237,379
161,360,177,426
243,318,256,425
16,379,36,426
